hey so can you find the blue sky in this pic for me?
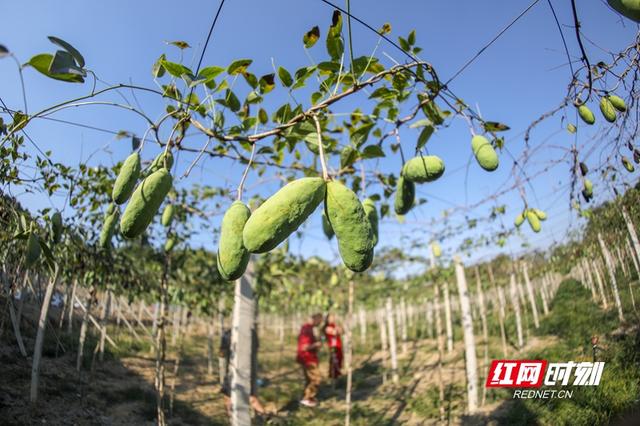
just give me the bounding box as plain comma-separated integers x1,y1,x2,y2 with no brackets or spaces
1,0,637,272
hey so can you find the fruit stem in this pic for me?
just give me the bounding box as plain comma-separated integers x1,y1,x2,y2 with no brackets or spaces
237,142,256,201
313,115,330,181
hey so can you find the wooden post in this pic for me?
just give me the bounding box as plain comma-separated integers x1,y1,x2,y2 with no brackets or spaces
522,263,540,329
400,298,408,355
598,233,625,322
30,264,60,402
454,257,478,414
207,320,215,376
67,279,78,333
433,282,446,423
591,260,609,309
218,297,226,385
358,307,366,346
230,262,255,426
474,267,489,407
443,282,453,354
376,308,389,384
385,298,399,383
98,291,111,362
625,237,640,278
345,281,354,426
77,287,96,372
509,271,524,349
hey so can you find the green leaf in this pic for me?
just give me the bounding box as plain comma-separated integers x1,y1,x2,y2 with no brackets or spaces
243,72,258,89
416,125,434,150
326,11,344,61
350,122,374,147
407,30,416,46
258,108,268,124
228,59,252,75
409,118,432,129
398,36,410,52
198,65,224,80
303,26,320,48
340,146,358,169
361,145,385,159
152,54,166,78
278,66,293,87
161,60,193,78
49,50,85,76
48,36,85,68
166,40,191,49
258,73,275,94
25,53,84,83
10,111,29,132
216,90,240,112
483,121,510,132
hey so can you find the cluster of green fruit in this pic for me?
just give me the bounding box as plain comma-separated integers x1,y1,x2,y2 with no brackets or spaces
578,162,594,203
577,95,626,125
101,150,174,249
514,208,547,233
394,155,446,216
218,177,377,280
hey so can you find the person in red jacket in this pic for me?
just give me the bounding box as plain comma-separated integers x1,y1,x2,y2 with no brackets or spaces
323,313,343,379
297,313,323,407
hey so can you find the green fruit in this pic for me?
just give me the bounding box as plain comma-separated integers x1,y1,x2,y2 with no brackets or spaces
25,232,41,268
579,162,589,176
582,179,594,202
622,156,635,172
422,101,445,125
363,198,379,247
322,211,334,240
567,123,577,134
149,151,174,172
514,213,525,227
471,135,499,172
325,181,375,272
431,242,442,258
164,237,176,252
243,178,326,253
100,210,119,249
526,210,541,233
578,105,595,125
533,209,547,221
112,152,141,205
402,155,445,183
607,0,640,22
608,95,627,112
120,169,173,239
161,204,175,227
599,97,617,123
51,211,63,243
394,175,415,215
218,201,251,281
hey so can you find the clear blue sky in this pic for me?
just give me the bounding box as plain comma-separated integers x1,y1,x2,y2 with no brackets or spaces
1,0,637,272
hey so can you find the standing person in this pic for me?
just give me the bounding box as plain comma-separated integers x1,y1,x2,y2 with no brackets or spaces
297,313,323,407
323,313,343,379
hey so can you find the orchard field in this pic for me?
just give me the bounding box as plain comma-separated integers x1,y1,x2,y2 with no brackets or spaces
1,1,640,425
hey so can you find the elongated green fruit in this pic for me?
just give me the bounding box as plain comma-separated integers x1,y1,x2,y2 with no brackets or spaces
100,210,119,249
394,175,415,215
533,209,547,221
514,212,525,227
622,156,635,172
243,178,326,253
578,105,595,125
582,178,594,202
112,152,141,205
363,198,379,247
607,0,640,22
431,241,442,258
165,237,176,252
51,211,63,244
599,97,617,123
149,151,174,172
161,204,175,227
608,95,627,112
25,232,41,268
218,201,251,281
526,209,541,233
322,211,334,240
402,155,445,183
120,169,173,238
325,181,374,272
471,135,499,171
